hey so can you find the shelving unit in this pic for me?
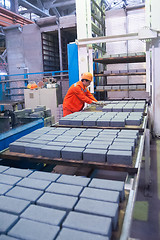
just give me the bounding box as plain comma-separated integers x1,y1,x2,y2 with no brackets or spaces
42,32,60,72
94,53,146,100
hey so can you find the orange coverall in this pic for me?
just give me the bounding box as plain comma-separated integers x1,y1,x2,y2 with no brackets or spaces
63,80,97,117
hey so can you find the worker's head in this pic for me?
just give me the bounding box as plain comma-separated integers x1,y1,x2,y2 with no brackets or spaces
81,72,93,87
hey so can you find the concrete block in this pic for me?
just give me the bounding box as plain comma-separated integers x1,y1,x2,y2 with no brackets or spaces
0,183,12,195
55,136,75,142
83,149,107,162
6,186,43,203
44,109,52,117
75,198,118,230
0,174,22,186
61,147,84,160
97,119,110,127
46,182,83,196
83,119,97,126
66,140,89,148
80,187,119,203
9,142,29,153
110,119,125,127
126,118,141,125
0,166,9,173
92,139,113,145
28,171,60,182
16,177,51,191
69,119,83,126
56,227,108,240
37,192,78,212
3,168,32,178
89,178,125,201
41,145,63,158
38,134,58,141
32,140,50,145
86,143,109,150
109,143,133,154
47,141,68,147
25,144,43,156
0,196,30,215
107,150,132,166
57,175,90,187
32,127,51,134
75,136,94,141
8,218,59,240
21,204,66,226
0,211,18,234
62,211,112,237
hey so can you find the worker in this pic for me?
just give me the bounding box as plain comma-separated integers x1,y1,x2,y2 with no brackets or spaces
63,72,100,117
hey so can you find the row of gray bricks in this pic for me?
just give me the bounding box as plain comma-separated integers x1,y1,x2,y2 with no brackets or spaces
59,111,143,127
9,128,139,165
14,106,52,118
0,166,125,240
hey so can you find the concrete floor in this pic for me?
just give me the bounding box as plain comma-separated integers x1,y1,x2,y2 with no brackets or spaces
131,138,160,240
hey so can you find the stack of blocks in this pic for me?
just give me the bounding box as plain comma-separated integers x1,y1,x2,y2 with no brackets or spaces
9,127,139,166
0,166,125,240
59,100,145,127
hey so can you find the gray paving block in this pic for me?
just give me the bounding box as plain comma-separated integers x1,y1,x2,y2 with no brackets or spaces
32,140,50,145
66,140,89,148
107,150,132,166
54,136,75,142
45,182,83,197
3,168,33,178
0,235,19,240
41,145,63,158
56,227,109,240
110,119,125,127
36,135,57,141
21,204,66,226
0,211,18,234
6,186,43,203
37,192,78,211
75,136,94,141
89,178,125,201
0,183,13,195
96,119,110,127
32,127,51,134
62,211,112,237
56,174,90,187
74,198,118,230
126,118,141,125
0,166,9,173
0,196,30,215
25,144,43,156
47,141,68,147
86,143,110,150
8,218,59,240
83,149,107,163
16,177,51,191
9,142,29,153
0,174,22,186
80,187,119,203
92,139,113,145
61,147,84,160
83,119,97,126
109,143,133,154
28,171,60,182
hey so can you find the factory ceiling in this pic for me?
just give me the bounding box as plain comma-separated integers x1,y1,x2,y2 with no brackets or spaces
0,0,145,20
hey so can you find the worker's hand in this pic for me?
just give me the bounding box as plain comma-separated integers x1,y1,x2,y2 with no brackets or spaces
92,101,103,105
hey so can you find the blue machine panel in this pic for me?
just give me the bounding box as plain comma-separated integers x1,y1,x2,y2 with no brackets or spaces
67,43,79,87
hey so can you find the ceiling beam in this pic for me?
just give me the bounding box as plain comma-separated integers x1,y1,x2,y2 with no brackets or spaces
18,0,50,17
